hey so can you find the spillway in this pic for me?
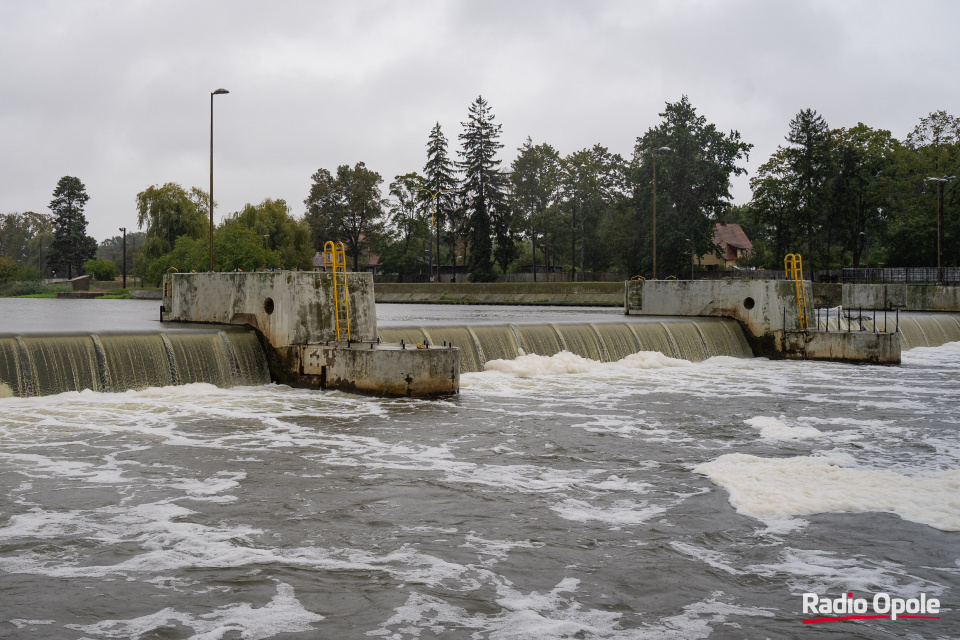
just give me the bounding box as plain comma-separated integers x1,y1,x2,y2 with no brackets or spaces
0,328,270,398
378,318,754,372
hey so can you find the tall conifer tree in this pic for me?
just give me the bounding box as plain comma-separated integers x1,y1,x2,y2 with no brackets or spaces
49,176,96,279
458,96,509,281
423,123,458,277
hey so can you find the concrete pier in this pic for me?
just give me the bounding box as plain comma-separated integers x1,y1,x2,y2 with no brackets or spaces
624,279,900,364
162,271,460,397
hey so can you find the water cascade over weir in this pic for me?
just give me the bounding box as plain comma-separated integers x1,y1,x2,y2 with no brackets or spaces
0,328,270,398
378,318,754,373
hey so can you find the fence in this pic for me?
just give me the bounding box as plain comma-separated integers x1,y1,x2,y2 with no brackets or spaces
837,267,960,285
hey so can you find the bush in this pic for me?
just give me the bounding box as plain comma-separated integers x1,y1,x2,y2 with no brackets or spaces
84,258,119,281
0,280,49,296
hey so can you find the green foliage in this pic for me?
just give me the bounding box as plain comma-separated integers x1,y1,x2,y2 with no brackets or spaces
222,198,313,270
458,95,511,281
0,212,53,277
136,183,208,259
379,173,429,280
558,144,627,279
83,257,119,281
49,176,97,279
305,162,386,271
0,257,19,283
97,231,146,277
631,96,752,278
146,225,281,284
0,281,67,297
511,138,561,278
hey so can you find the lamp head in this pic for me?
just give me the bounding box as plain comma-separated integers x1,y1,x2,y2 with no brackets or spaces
213,88,230,96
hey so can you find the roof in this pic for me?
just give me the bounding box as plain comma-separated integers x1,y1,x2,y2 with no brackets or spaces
713,222,752,251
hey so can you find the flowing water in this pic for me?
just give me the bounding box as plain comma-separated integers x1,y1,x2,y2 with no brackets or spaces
0,301,959,638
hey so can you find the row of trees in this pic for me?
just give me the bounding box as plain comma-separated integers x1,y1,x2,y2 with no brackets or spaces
3,99,957,286
740,109,960,271
303,95,752,281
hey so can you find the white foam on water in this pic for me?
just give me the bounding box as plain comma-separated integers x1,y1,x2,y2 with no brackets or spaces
668,541,743,576
744,416,823,440
748,548,946,597
550,498,667,525
483,350,690,378
9,620,55,629
695,453,960,531
368,586,772,640
65,582,323,639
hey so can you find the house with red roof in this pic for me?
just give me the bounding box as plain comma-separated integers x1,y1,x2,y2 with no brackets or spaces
698,221,753,269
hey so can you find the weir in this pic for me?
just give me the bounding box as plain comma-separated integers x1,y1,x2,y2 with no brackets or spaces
0,328,270,398
378,318,753,373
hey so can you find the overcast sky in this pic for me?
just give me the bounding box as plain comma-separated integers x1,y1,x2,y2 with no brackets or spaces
2,0,958,242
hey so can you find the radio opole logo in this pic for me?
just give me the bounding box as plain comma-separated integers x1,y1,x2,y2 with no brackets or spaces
802,592,941,624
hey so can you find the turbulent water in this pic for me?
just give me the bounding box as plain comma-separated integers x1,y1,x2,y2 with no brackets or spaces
1,336,958,638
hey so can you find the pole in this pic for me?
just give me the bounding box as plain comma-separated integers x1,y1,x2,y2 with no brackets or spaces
209,88,229,272
209,92,214,272
120,227,127,288
937,180,944,284
652,151,657,280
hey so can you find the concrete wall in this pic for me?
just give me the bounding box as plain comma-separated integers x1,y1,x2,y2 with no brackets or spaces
301,344,459,397
842,284,960,311
374,282,623,306
162,271,377,347
624,279,814,338
782,330,901,364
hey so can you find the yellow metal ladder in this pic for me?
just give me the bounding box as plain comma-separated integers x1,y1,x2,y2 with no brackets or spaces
323,241,351,341
784,253,808,330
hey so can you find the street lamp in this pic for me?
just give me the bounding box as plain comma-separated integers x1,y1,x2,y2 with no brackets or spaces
210,88,229,271
419,188,457,283
119,227,126,288
925,175,955,284
650,146,672,279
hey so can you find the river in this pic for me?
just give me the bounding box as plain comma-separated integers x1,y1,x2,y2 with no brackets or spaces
0,300,957,638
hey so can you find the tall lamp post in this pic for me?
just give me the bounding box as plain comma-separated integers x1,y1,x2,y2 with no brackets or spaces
209,88,229,271
650,146,672,279
119,227,126,288
419,188,456,283
926,175,955,284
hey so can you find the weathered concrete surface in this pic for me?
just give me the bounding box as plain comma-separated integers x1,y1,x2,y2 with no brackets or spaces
162,271,377,347
842,284,960,311
812,282,842,308
624,279,814,338
375,282,623,306
782,330,901,364
301,343,459,397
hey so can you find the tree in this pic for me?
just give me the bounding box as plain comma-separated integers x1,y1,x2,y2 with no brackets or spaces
83,257,119,281
0,211,53,275
885,110,960,267
458,95,511,281
136,183,208,260
146,225,281,284
97,231,146,278
222,198,313,270
511,138,561,280
304,162,387,271
422,123,459,274
557,145,627,279
49,176,97,279
380,172,429,280
631,97,752,278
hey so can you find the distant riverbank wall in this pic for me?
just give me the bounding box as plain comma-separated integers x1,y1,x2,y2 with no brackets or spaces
374,282,623,306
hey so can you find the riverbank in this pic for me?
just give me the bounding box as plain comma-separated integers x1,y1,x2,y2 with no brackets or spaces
374,281,623,306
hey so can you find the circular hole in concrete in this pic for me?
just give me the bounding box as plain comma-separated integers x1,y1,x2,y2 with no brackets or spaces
263,297,275,315
743,297,755,310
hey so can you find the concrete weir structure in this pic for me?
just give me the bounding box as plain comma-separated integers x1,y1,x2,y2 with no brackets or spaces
162,271,459,397
624,279,901,364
